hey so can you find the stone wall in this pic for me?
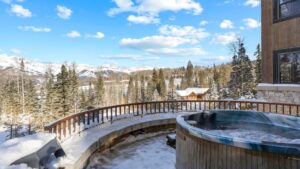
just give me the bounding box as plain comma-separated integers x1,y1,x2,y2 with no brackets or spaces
256,83,300,104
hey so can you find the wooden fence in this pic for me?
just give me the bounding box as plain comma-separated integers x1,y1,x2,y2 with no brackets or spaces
44,100,300,141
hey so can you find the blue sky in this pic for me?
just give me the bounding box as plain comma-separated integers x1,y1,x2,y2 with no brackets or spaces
0,0,261,68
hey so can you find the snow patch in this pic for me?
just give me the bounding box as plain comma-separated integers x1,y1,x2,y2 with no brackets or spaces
0,133,56,167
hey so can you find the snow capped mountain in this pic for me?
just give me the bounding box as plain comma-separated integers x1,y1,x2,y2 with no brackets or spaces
0,54,152,77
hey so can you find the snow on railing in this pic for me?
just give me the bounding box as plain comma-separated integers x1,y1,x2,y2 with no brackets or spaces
44,100,300,142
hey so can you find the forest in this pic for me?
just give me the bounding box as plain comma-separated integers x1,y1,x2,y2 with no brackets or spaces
0,40,262,138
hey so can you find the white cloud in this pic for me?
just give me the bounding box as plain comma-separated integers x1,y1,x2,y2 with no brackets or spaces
10,4,32,18
146,47,206,56
94,32,105,39
66,31,81,38
101,54,160,61
220,19,234,29
108,0,203,16
127,15,159,24
120,35,196,49
86,32,105,39
120,35,206,57
18,26,51,32
244,0,260,7
243,18,261,29
199,20,208,26
56,5,72,19
159,25,210,40
211,32,238,45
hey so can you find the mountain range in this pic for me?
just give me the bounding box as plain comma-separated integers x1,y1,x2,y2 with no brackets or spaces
0,54,152,78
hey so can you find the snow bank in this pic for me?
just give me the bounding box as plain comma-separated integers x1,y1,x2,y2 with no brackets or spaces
0,133,56,168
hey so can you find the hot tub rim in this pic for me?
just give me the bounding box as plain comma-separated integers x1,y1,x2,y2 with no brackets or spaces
176,110,300,157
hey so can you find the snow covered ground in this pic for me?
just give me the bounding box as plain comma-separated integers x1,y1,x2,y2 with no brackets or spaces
0,125,9,144
0,133,56,168
86,134,176,169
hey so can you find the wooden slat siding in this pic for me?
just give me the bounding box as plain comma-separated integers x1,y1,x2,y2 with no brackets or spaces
262,0,300,83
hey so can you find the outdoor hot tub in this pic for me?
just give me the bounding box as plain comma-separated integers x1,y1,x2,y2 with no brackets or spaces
176,110,300,169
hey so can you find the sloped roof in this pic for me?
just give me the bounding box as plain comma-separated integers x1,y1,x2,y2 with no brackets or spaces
176,88,209,97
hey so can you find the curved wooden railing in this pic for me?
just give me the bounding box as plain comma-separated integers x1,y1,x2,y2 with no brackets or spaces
44,100,300,141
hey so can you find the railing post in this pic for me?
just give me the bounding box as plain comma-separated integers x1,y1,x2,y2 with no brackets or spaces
101,110,104,123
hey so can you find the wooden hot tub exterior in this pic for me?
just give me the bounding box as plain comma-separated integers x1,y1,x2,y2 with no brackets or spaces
176,124,300,169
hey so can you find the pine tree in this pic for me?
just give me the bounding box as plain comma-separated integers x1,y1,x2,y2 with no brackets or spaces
228,54,240,98
146,81,155,101
168,76,175,91
95,73,105,107
55,65,71,117
140,75,146,102
186,61,194,87
213,64,220,91
157,69,167,99
134,76,140,102
45,66,56,117
209,78,219,100
80,90,87,110
228,39,254,98
69,64,79,114
126,76,135,103
255,44,262,84
87,80,95,107
25,80,39,114
239,43,254,96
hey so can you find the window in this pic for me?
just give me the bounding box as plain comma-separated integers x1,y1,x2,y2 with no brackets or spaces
274,0,300,21
274,49,300,84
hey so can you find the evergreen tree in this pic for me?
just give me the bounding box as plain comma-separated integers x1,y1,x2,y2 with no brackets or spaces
213,64,220,91
87,80,95,107
157,69,167,99
25,80,39,115
126,76,135,103
255,44,262,84
168,76,175,91
146,81,155,101
186,61,194,87
228,40,254,98
140,75,146,102
79,90,87,110
69,64,79,113
209,78,219,100
45,67,56,117
95,73,105,107
54,65,71,117
134,76,140,102
228,54,240,98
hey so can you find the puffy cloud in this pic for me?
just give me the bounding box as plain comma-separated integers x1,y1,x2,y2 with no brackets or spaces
120,35,206,57
66,31,81,38
56,5,72,19
86,32,105,39
243,18,261,29
108,0,203,18
127,15,159,24
211,32,238,45
10,4,32,18
18,26,51,32
101,54,160,61
199,20,208,26
159,25,210,40
120,35,196,49
244,0,260,7
220,19,234,29
146,47,206,56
